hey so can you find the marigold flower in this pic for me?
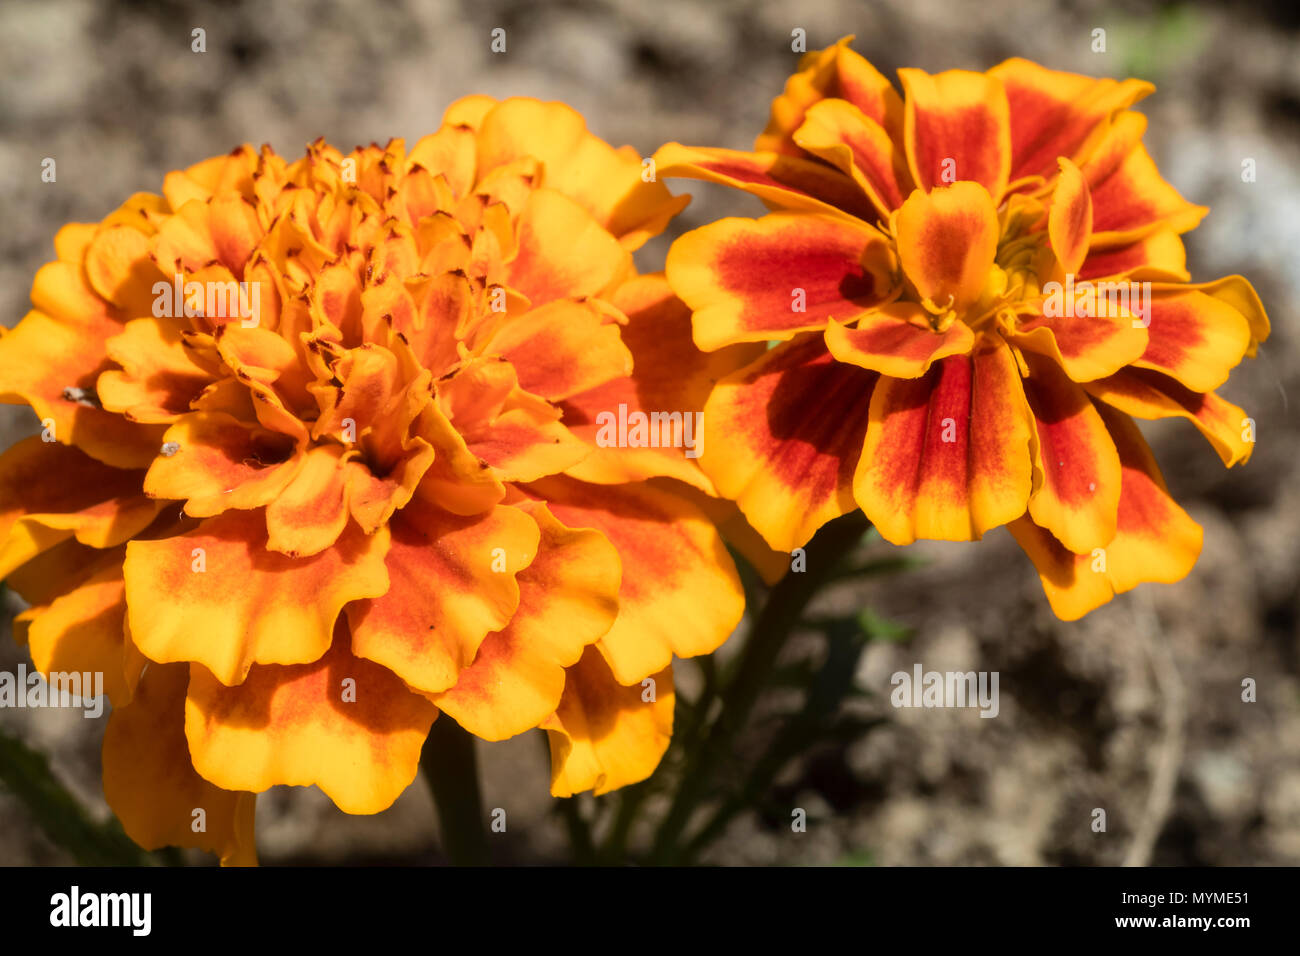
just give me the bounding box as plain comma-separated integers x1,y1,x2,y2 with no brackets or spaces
0,96,747,863
655,37,1270,621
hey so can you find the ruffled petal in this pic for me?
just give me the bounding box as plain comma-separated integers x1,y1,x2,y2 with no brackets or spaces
0,437,159,579
474,97,688,249
97,318,214,423
542,646,673,797
757,36,902,156
144,412,304,518
185,631,438,815
1047,157,1093,276
103,662,258,865
434,502,620,741
124,509,390,685
27,560,143,706
347,500,540,695
525,476,743,684
0,266,164,467
506,188,632,305
481,299,632,402
1009,299,1149,383
265,444,351,557
561,274,762,492
1132,285,1255,392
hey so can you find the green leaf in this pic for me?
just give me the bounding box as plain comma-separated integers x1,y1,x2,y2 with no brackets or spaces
857,608,914,643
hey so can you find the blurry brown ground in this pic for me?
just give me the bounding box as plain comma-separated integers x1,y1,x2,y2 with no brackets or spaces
1,0,1297,865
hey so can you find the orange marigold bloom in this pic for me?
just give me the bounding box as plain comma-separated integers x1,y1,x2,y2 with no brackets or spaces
656,37,1270,621
0,96,747,863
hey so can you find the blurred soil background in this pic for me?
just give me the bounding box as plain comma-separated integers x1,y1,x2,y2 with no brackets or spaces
1,0,1298,865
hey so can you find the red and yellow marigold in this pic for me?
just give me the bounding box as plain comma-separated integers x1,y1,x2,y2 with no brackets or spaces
0,96,749,864
656,37,1269,620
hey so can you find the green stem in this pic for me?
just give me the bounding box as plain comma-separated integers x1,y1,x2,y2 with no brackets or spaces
0,727,151,866
649,511,870,864
421,717,489,866
558,796,597,865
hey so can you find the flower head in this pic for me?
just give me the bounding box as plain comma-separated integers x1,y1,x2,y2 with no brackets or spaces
656,37,1269,620
0,97,746,863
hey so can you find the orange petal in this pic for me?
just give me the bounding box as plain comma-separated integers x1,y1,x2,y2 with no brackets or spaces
124,509,390,685
1047,157,1093,276
84,225,165,315
506,188,631,305
699,336,876,552
666,212,896,350
899,68,1011,199
561,273,763,493
97,317,214,423
894,181,999,313
474,98,688,249
652,142,878,220
265,444,351,557
407,124,477,197
1009,296,1148,383
1083,367,1254,467
481,299,632,401
144,412,304,518
26,559,144,706
1078,228,1188,282
1010,406,1201,620
856,338,1033,544
344,438,436,535
1132,286,1253,393
434,502,620,741
1082,112,1207,245
988,58,1153,182
1022,356,1122,553
756,36,902,157
0,288,163,469
826,303,974,378
103,662,257,865
410,401,507,516
526,476,743,684
793,98,914,217
185,631,438,815
462,406,591,483
347,500,540,695
0,437,159,578
1187,275,1270,356
542,646,673,797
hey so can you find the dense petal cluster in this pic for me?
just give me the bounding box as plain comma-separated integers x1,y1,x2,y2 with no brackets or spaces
0,96,748,863
656,37,1269,620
